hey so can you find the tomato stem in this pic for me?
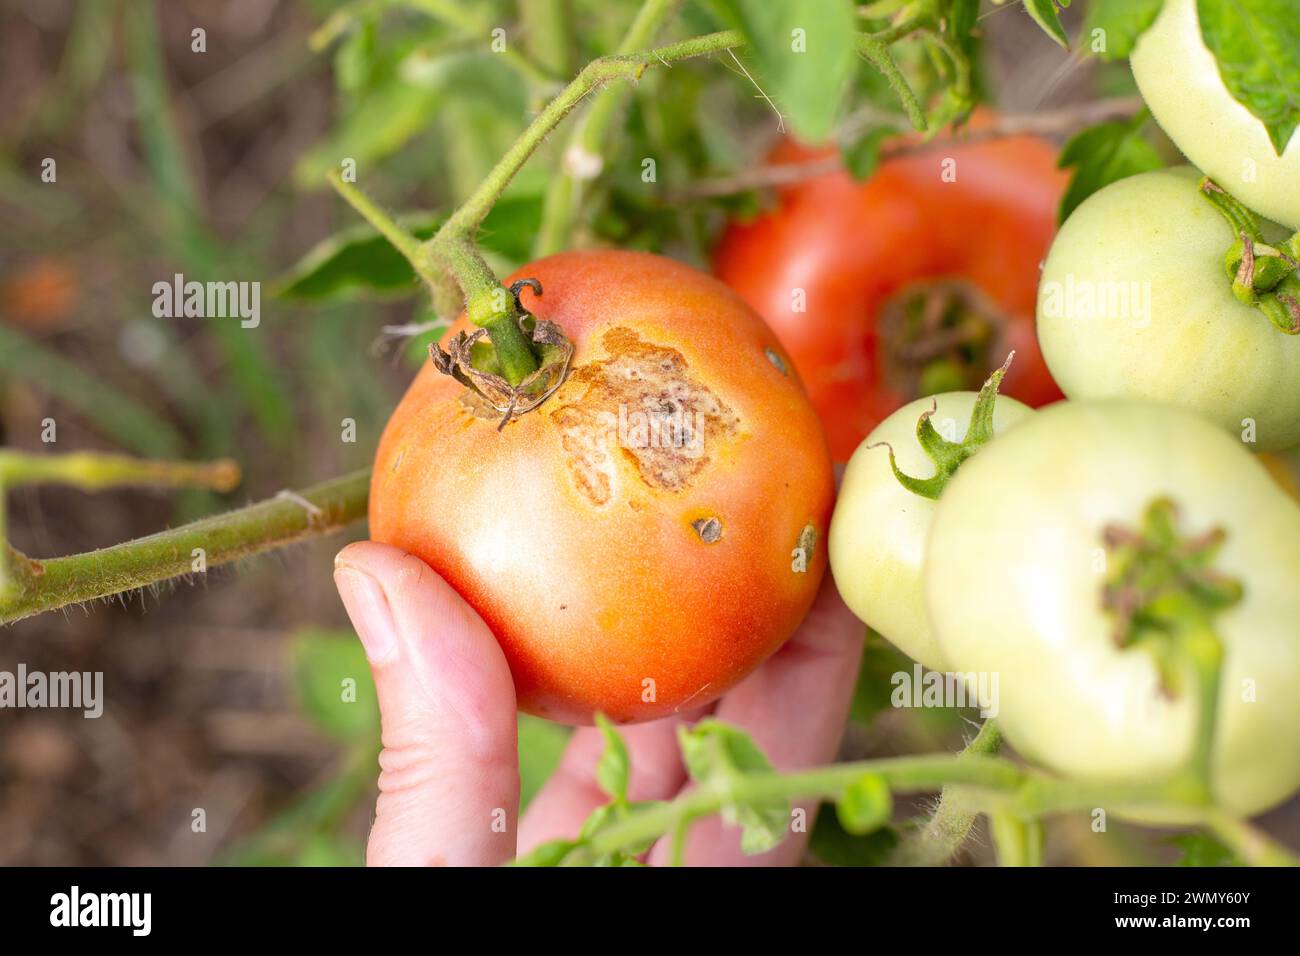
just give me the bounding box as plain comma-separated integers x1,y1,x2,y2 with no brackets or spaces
0,469,370,624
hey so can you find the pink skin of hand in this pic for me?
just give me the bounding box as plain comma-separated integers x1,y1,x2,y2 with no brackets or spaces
334,540,865,866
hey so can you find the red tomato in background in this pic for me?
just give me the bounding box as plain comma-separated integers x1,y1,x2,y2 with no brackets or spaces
714,133,1067,461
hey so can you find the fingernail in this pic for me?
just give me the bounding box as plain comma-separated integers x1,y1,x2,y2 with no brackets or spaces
335,566,398,663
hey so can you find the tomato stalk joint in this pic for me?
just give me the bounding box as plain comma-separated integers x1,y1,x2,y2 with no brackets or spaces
1199,178,1300,334
429,278,576,430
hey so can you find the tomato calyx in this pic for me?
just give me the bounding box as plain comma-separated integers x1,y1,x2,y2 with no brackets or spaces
430,278,575,429
1101,498,1242,698
879,280,1007,399
1200,178,1300,335
875,352,1014,500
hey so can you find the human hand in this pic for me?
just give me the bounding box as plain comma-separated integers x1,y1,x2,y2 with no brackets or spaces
333,540,864,866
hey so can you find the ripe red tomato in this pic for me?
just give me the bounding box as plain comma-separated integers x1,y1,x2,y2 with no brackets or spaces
714,134,1067,461
369,250,834,725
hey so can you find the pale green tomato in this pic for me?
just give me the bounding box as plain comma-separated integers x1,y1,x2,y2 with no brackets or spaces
1131,0,1300,229
926,400,1300,818
1038,166,1300,451
829,391,1033,672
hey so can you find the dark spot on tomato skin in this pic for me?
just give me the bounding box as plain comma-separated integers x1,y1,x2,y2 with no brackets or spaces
692,517,723,543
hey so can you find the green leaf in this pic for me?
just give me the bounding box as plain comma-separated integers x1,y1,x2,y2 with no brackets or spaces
809,804,899,866
678,720,789,855
275,213,441,302
713,0,858,144
276,192,539,305
1056,111,1163,224
841,126,897,181
518,715,570,812
294,77,444,189
292,629,379,742
1167,832,1241,867
1082,0,1163,60
837,774,893,835
1021,0,1070,48
593,713,631,804
1197,0,1300,156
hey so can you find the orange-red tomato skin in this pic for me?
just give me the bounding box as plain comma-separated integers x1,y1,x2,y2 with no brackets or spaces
370,250,834,724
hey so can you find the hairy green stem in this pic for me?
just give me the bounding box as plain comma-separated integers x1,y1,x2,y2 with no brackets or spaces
532,0,682,257
887,720,1000,866
0,470,370,625
856,35,926,131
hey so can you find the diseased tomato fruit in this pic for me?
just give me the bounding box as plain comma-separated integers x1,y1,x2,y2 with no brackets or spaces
829,385,1033,672
926,400,1300,818
370,250,834,725
1131,0,1300,230
1037,167,1300,451
714,133,1066,462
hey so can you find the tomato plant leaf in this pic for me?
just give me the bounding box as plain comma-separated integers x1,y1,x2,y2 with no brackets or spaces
678,720,789,854
836,774,893,835
1020,0,1070,49
292,629,379,742
1056,110,1163,224
275,213,441,301
809,804,899,866
593,712,631,803
1082,0,1163,60
841,126,897,181
1197,0,1300,156
518,715,570,812
711,0,858,144
1167,832,1241,867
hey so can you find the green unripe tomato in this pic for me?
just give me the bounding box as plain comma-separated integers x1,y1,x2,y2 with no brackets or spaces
829,391,1033,672
926,400,1300,819
1131,0,1300,229
1037,167,1300,451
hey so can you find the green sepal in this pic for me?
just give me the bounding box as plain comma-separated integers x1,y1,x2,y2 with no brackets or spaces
1201,177,1300,333
884,353,1014,501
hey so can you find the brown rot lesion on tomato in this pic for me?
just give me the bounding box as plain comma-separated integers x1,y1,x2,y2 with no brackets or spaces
429,278,576,429
791,523,817,572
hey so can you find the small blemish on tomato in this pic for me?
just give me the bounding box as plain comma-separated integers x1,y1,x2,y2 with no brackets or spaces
692,517,723,543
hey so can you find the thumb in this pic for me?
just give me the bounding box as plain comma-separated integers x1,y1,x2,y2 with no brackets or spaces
333,541,519,866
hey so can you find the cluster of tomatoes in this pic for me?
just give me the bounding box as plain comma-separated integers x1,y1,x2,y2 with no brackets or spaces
370,0,1300,820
